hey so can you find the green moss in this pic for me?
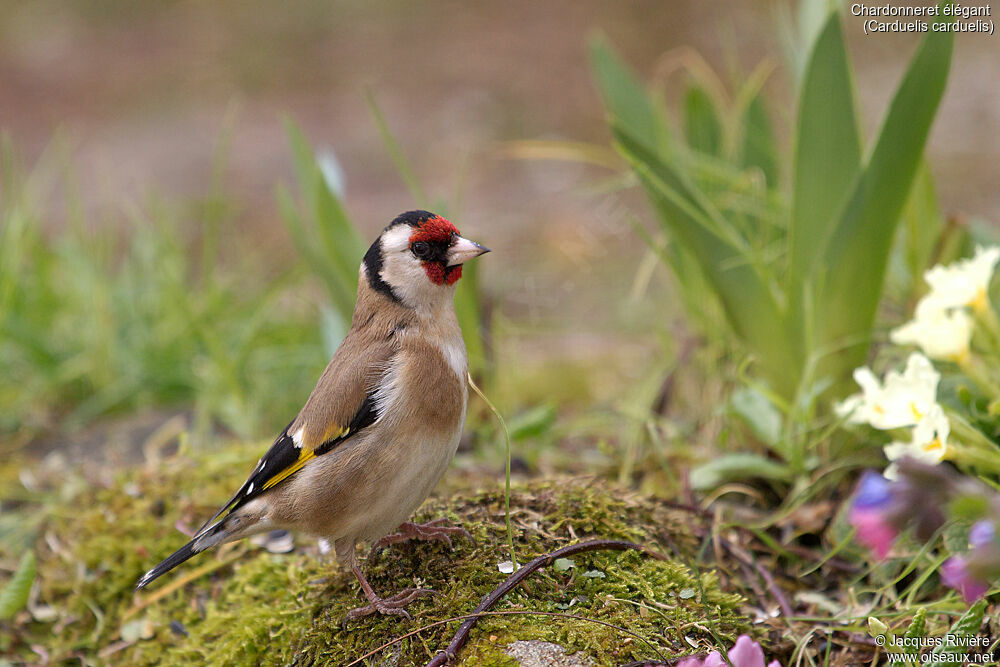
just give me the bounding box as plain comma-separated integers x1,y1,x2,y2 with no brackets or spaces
1,445,756,665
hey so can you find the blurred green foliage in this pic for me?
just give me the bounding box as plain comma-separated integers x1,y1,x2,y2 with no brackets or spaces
1,111,492,447
592,4,956,475
0,137,326,442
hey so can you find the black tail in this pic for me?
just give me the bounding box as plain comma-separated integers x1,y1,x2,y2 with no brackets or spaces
135,522,225,589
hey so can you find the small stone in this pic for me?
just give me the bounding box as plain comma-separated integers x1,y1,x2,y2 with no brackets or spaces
120,618,155,642
251,529,295,554
505,640,595,666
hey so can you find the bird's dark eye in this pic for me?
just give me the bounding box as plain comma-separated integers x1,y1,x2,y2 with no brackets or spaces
411,241,430,258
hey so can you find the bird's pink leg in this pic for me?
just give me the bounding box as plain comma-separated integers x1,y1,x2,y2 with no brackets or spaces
343,562,435,622
372,518,473,550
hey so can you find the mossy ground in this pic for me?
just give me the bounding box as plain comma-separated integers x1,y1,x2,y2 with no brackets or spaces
1,442,761,666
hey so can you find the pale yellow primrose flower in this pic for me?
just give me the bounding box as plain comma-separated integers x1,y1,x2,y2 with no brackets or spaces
836,353,940,430
890,295,972,363
883,403,950,480
923,245,1000,313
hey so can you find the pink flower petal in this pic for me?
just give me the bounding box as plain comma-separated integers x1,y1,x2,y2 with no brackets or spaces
728,635,767,667
849,507,896,559
676,659,705,667
702,651,727,667
941,556,989,603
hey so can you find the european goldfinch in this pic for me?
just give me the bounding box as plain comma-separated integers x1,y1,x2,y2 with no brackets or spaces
136,210,489,620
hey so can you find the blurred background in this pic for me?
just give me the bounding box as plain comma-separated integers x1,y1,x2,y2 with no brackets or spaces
2,0,998,475
4,3,1000,663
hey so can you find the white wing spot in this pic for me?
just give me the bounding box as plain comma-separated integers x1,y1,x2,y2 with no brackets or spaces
292,426,306,449
246,482,254,494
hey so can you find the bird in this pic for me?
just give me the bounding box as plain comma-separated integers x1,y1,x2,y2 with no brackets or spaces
136,210,489,621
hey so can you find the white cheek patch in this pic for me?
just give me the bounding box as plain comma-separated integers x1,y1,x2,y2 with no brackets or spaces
378,226,443,307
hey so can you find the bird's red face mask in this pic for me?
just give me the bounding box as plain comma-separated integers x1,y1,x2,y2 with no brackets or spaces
408,216,489,286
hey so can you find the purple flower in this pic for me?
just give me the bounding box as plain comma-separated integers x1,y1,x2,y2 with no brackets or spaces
941,556,989,603
854,471,892,509
969,520,995,548
848,471,898,559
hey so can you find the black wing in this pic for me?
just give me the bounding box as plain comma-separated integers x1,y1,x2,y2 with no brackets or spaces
194,394,378,537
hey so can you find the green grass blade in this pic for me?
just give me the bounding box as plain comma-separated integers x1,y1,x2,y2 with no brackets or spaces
614,125,801,399
816,7,954,383
900,161,944,301
280,118,366,323
684,83,722,156
788,12,861,289
589,35,671,155
740,92,779,188
455,260,487,380
683,84,722,157
0,551,36,620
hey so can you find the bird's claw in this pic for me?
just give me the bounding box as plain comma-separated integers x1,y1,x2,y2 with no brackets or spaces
342,587,436,624
373,519,474,550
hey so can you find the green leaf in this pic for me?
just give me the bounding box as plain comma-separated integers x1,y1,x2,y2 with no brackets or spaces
815,7,954,388
904,607,927,648
867,616,889,638
740,93,778,187
729,386,783,447
553,558,575,572
948,494,990,521
788,12,861,289
900,161,944,300
0,551,36,620
589,36,670,155
928,599,986,667
683,84,722,156
508,404,557,441
690,453,794,490
942,519,974,554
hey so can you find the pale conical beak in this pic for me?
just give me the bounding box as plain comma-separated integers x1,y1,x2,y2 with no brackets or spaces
447,236,490,266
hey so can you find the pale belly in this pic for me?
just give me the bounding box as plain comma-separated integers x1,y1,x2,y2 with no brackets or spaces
278,406,466,549
354,428,462,543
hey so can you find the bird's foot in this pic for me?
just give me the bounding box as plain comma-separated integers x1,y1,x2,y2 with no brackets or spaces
373,518,473,550
342,587,436,623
